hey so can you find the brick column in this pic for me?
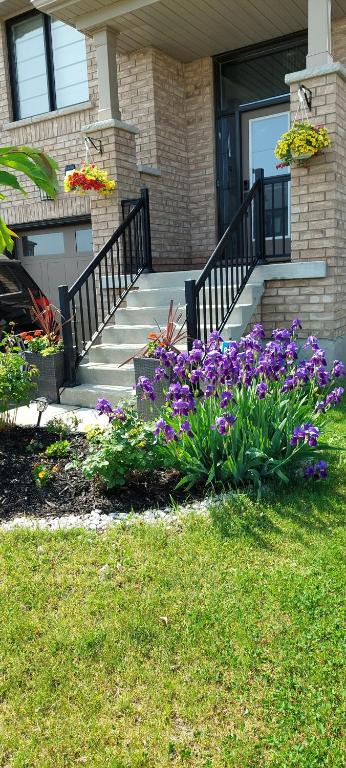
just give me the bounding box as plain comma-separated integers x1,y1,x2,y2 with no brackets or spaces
81,119,140,253
283,63,346,362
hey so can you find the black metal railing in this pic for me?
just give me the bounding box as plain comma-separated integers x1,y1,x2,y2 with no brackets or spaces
185,168,265,347
263,174,290,261
59,187,152,385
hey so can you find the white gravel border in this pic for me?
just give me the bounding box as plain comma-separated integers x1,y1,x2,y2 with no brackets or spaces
0,497,217,532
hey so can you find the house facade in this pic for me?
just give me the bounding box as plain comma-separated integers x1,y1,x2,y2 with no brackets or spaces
0,0,346,406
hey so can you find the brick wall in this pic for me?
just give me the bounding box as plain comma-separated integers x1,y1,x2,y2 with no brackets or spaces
248,20,346,354
185,57,217,268
0,27,98,226
0,12,217,272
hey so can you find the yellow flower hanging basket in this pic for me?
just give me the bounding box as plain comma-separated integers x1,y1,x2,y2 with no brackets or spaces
275,121,331,168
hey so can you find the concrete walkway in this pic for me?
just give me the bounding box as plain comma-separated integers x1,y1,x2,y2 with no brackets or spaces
5,402,104,431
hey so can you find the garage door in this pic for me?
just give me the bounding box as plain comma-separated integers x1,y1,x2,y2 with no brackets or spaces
16,223,93,306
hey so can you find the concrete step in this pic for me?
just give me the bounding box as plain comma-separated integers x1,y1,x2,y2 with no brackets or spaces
78,362,135,387
60,384,134,409
89,342,186,364
128,282,262,307
113,303,254,327
102,324,159,345
137,270,263,290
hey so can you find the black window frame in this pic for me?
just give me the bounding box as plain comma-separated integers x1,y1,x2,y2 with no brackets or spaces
6,9,88,121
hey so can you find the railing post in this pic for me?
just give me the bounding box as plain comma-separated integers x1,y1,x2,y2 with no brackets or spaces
254,168,265,262
185,279,198,350
140,187,153,273
58,285,76,386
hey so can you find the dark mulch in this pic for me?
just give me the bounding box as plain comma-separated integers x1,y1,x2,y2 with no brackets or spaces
0,426,195,521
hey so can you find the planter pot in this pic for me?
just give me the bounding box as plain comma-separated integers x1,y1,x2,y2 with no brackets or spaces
24,350,65,404
291,151,314,162
134,357,172,421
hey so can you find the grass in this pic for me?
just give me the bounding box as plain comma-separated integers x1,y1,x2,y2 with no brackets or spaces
0,402,345,767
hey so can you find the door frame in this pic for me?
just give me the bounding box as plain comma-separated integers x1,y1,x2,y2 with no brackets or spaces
213,30,307,239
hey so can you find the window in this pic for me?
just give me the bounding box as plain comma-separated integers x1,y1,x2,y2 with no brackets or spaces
7,11,89,120
22,231,65,258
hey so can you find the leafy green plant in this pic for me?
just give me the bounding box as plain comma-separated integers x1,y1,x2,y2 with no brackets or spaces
45,413,80,439
45,439,70,458
33,463,54,488
0,329,37,428
81,402,162,488
0,146,58,252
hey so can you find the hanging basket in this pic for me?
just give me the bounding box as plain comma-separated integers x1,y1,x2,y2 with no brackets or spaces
64,164,117,197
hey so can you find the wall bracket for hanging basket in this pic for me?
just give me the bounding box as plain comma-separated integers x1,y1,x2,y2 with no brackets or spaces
298,83,312,111
84,136,103,156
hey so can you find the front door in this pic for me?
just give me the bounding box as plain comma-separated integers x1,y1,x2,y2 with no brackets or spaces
241,105,291,260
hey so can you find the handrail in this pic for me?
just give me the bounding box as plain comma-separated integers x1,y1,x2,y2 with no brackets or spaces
68,198,143,297
59,187,152,385
185,168,265,347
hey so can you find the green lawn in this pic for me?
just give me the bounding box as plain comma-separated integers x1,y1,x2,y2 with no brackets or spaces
0,402,345,768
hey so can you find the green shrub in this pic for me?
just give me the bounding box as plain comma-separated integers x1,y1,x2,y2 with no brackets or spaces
0,330,37,426
45,439,70,458
45,413,80,439
81,403,162,489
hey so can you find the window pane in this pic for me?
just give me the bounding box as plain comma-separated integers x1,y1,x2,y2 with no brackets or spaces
220,44,307,113
10,14,49,118
22,232,65,257
75,228,93,253
51,19,89,108
250,113,289,178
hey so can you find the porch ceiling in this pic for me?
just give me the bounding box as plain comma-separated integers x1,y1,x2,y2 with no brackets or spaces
28,0,346,61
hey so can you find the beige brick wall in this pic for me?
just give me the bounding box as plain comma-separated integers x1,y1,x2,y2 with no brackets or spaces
255,46,346,345
0,20,217,271
185,57,217,268
0,27,98,226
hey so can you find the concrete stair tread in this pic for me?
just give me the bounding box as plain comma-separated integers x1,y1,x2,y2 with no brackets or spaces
79,362,134,371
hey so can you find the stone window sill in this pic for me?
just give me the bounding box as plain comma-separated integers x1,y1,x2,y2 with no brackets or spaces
4,101,95,131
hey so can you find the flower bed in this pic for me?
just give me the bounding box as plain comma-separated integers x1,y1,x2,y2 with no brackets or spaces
133,321,344,491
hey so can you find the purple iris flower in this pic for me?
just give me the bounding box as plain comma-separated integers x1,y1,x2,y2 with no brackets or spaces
154,367,166,382
95,398,114,416
220,390,233,409
281,376,297,393
290,423,320,447
285,342,298,360
332,360,346,378
314,400,326,414
290,318,302,335
303,335,319,351
252,323,265,339
112,407,126,421
188,348,203,363
304,460,328,479
325,387,344,407
154,418,177,442
310,348,327,367
315,368,331,388
180,420,193,437
212,413,236,435
172,396,195,416
272,328,291,343
190,369,202,385
137,376,156,401
256,382,268,399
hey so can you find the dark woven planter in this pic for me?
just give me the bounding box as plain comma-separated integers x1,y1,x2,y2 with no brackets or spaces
24,350,65,404
134,357,171,421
